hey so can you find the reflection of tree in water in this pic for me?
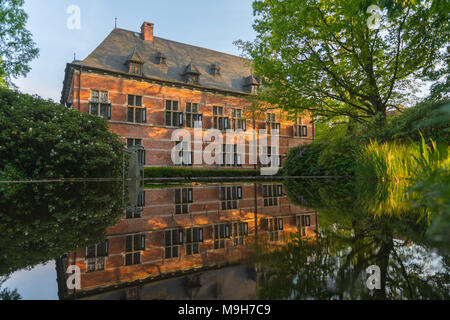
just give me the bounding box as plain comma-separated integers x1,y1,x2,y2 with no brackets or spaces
255,179,449,300
0,182,123,277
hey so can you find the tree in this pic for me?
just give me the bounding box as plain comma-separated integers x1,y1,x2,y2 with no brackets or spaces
236,0,448,125
0,88,124,180
0,0,39,87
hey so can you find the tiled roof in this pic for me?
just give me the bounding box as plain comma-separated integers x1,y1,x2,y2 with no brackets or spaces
74,28,257,93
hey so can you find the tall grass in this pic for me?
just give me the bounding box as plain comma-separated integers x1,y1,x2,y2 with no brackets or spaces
357,135,446,182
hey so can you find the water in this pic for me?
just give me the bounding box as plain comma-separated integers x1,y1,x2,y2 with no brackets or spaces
0,178,448,300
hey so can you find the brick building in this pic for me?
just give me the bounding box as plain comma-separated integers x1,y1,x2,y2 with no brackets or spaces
57,183,318,299
60,22,314,168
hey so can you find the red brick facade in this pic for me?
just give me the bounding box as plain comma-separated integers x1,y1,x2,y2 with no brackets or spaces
61,23,315,169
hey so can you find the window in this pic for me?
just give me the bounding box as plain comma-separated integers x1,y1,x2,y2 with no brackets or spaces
125,234,145,265
86,240,108,272
89,90,111,120
263,184,283,206
127,95,146,123
265,113,280,135
231,108,246,131
174,141,192,166
221,144,242,167
213,106,229,130
165,228,183,259
261,146,281,168
127,138,146,165
185,103,203,128
232,221,248,246
185,227,203,255
294,118,308,137
174,188,193,214
213,223,231,249
165,100,183,127
220,186,242,210
268,217,284,241
129,62,142,75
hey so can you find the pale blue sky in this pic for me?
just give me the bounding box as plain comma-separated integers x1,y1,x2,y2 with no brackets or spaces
14,0,256,102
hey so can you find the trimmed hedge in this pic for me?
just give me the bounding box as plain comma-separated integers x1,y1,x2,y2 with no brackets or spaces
144,167,263,178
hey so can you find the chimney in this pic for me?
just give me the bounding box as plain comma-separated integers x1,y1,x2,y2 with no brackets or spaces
141,22,154,42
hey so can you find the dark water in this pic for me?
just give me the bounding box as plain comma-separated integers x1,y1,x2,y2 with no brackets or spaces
0,178,448,300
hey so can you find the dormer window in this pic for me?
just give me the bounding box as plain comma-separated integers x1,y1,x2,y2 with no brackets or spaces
125,48,144,75
211,64,220,76
156,52,166,65
184,63,200,84
129,62,143,75
243,75,261,93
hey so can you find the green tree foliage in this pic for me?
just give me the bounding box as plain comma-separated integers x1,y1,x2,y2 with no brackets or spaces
0,0,39,86
236,0,448,123
0,88,124,180
0,181,123,276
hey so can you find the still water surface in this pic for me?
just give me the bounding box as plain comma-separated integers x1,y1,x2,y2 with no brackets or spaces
0,179,448,300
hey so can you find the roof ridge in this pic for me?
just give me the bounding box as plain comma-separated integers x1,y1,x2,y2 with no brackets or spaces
112,27,251,62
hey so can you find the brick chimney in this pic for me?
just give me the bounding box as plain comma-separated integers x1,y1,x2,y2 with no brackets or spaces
141,22,154,42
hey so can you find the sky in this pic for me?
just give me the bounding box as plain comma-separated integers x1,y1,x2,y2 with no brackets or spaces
14,0,257,102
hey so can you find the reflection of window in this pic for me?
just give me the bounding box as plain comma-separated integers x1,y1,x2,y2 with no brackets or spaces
268,217,283,241
125,234,145,265
127,95,146,123
86,240,108,272
213,106,228,130
165,228,183,259
261,146,281,168
221,144,242,167
297,215,311,236
220,186,242,210
125,190,145,219
89,90,111,120
174,141,192,166
165,100,183,127
186,103,203,128
127,138,146,165
185,227,203,255
231,108,246,131
213,223,231,249
174,188,193,214
265,113,280,134
263,184,282,206
232,222,248,246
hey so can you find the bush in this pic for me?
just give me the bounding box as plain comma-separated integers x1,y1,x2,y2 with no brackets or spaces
144,167,262,179
317,137,357,176
283,143,327,176
0,88,124,180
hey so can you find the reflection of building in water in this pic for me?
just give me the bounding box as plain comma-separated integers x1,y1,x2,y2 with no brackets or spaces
57,183,318,299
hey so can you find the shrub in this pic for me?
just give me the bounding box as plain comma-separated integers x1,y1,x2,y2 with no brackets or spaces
144,167,262,179
0,88,124,180
283,143,327,176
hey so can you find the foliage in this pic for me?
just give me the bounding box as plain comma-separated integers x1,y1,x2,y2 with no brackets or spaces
236,0,448,123
382,100,450,143
357,136,448,182
0,0,39,86
283,143,327,176
0,181,123,276
144,167,263,179
0,88,124,180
